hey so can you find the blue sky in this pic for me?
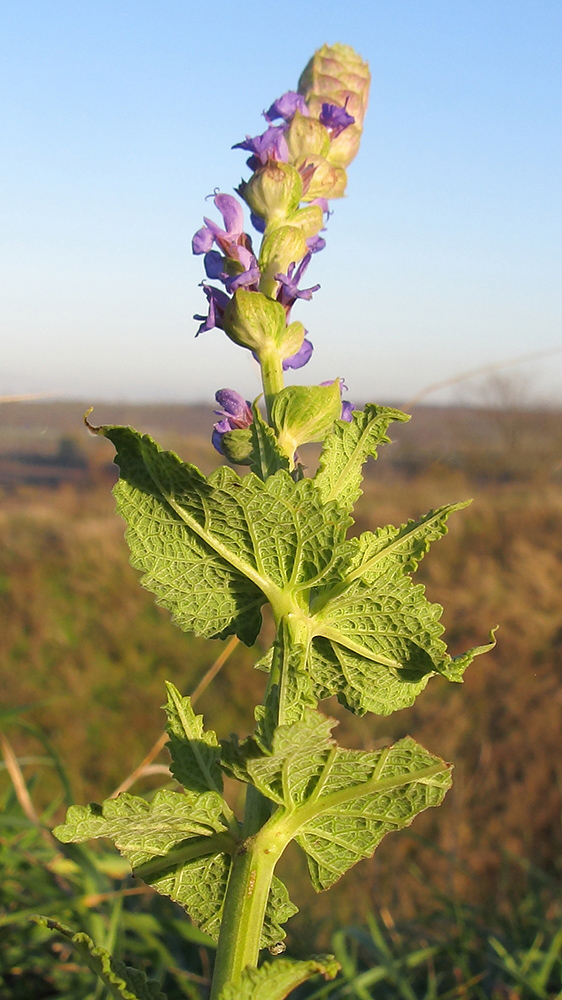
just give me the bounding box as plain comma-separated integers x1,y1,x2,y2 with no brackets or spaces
2,0,561,406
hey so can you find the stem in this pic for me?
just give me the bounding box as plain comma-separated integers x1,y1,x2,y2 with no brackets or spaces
209,824,282,999
259,349,284,422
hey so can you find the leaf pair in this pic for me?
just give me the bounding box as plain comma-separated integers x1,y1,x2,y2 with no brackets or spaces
87,406,493,720
54,684,452,937
54,685,296,950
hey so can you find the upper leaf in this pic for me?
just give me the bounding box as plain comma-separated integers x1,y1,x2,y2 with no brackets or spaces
218,954,340,1000
236,711,452,891
314,404,409,513
91,418,493,719
91,422,353,643
35,917,168,1000
249,403,291,480
346,502,471,582
305,503,494,715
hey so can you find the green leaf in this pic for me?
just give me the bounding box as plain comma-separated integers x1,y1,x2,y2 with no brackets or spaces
90,421,353,642
237,710,452,890
346,502,472,582
249,403,290,480
314,404,410,513
53,789,295,947
90,418,492,719
164,682,224,796
53,788,235,938
34,917,167,999
218,954,340,1000
53,788,230,866
306,502,494,715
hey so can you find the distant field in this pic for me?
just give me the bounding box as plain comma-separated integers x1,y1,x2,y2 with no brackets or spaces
2,398,562,485
1,398,561,934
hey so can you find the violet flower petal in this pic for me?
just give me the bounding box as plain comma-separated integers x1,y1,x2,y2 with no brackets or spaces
341,400,355,422
213,193,244,235
226,266,261,292
306,234,326,253
264,91,309,123
320,102,355,138
204,251,224,279
283,338,313,370
192,226,215,255
214,389,253,424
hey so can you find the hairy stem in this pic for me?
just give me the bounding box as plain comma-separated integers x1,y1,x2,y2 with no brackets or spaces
209,826,281,999
259,349,284,422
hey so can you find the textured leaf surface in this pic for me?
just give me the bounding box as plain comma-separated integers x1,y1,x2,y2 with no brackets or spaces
239,711,452,890
93,418,492,718
94,423,352,644
314,404,409,512
35,917,167,1000
249,403,290,480
306,503,494,715
218,955,339,1000
53,790,295,947
164,682,224,795
345,503,471,582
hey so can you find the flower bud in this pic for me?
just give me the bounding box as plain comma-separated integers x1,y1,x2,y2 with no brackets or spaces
258,226,308,296
298,44,370,167
286,111,330,161
287,204,324,239
279,320,306,362
238,162,302,231
297,155,347,202
325,123,362,168
218,428,254,465
299,43,370,126
223,289,286,352
271,380,343,458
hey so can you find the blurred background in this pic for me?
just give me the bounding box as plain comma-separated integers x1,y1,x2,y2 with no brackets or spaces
1,2,561,997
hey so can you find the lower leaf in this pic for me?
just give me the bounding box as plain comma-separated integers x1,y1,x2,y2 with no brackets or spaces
33,917,167,1000
218,954,340,1000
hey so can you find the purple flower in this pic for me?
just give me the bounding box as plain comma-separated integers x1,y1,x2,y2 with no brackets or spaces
275,254,320,310
341,400,355,422
283,338,314,370
233,125,289,168
212,389,253,455
194,285,231,335
264,91,309,123
320,379,355,421
306,234,326,254
319,102,355,139
204,251,224,279
192,193,247,257
250,212,266,234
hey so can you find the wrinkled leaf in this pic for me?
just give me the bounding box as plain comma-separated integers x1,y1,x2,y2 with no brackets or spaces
34,917,167,1000
314,404,409,513
219,954,339,1000
235,710,452,890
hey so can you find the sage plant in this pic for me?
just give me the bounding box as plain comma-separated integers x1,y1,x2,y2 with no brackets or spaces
42,44,494,1000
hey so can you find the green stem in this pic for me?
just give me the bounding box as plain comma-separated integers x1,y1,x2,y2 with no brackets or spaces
209,823,282,999
259,349,284,422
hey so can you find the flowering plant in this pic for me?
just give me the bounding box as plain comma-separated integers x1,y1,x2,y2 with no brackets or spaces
41,44,494,1000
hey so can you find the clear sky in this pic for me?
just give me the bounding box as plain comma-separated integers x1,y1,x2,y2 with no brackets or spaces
2,0,561,407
